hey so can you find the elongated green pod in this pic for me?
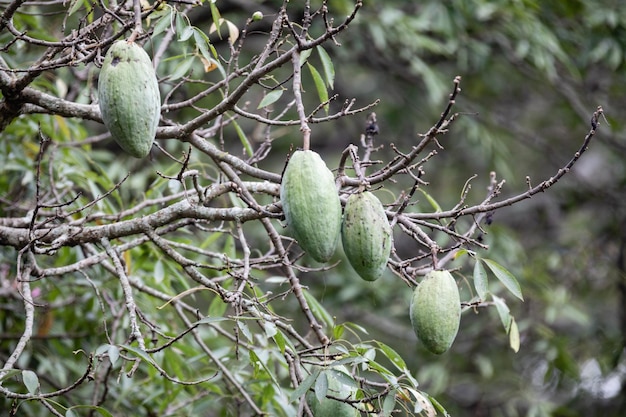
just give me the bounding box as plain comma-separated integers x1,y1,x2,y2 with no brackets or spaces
341,191,392,281
98,40,161,158
280,150,342,263
410,270,461,354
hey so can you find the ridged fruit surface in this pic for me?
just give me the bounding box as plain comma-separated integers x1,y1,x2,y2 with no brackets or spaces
307,373,358,417
341,191,392,281
98,40,160,158
280,150,341,263
410,270,461,354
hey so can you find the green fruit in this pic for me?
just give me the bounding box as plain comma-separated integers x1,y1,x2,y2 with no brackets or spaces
410,270,461,354
307,373,358,417
341,191,392,281
98,40,161,158
280,150,342,262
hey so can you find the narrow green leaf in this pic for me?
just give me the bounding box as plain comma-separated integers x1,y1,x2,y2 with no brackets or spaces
314,371,328,403
121,345,157,367
316,46,335,89
258,90,283,109
333,323,345,340
22,370,39,394
381,389,397,417
417,188,442,212
289,368,320,402
302,290,334,329
175,12,190,41
169,56,195,81
272,328,288,354
209,1,222,38
426,392,448,416
376,341,407,371
509,317,520,353
473,259,489,300
365,360,397,384
0,369,21,383
307,62,329,113
483,258,523,301
249,350,281,388
263,320,277,338
195,316,229,325
492,295,512,332
328,368,357,389
299,49,313,66
237,320,253,342
152,7,173,37
232,120,253,158
68,0,85,16
108,345,120,366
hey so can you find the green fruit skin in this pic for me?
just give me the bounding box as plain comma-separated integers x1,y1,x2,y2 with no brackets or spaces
280,150,342,263
98,40,161,158
307,374,358,417
410,270,461,354
341,191,392,281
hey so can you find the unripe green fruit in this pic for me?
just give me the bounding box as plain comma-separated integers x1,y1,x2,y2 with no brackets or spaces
252,11,263,21
98,40,161,158
280,150,342,263
410,270,461,354
341,191,392,281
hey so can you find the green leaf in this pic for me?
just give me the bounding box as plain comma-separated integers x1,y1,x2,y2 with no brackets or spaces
195,316,229,325
426,392,449,416
332,323,345,340
492,295,512,332
302,289,334,329
0,369,21,383
22,370,39,394
509,317,520,353
365,359,397,384
307,62,329,113
272,328,287,354
376,341,407,371
314,371,328,403
316,46,335,89
237,320,253,342
108,345,120,366
483,258,523,301
232,120,253,158
263,320,277,338
417,188,442,212
381,389,397,417
258,90,283,109
209,1,222,38
289,368,320,402
299,49,313,66
121,345,157,368
68,0,86,16
473,259,489,300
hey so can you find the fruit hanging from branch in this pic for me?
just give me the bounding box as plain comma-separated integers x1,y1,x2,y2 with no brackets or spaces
410,270,462,354
98,40,161,158
280,150,342,263
341,191,392,282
